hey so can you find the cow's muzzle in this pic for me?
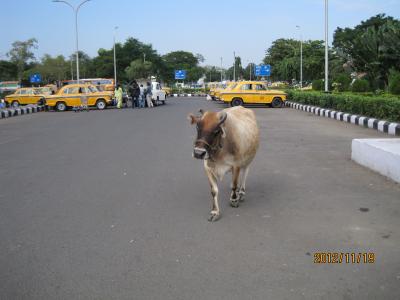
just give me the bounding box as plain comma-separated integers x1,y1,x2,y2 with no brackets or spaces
193,147,207,159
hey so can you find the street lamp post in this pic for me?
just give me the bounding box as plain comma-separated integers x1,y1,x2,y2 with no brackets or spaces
233,51,236,82
296,25,303,89
325,0,329,92
53,0,91,84
113,26,118,86
220,57,223,82
249,62,252,81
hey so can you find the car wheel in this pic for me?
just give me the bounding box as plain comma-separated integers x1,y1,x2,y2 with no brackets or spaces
231,98,243,107
271,97,283,108
56,102,67,112
96,99,106,110
11,100,19,108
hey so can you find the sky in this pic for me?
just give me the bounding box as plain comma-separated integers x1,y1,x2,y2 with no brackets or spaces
0,0,399,68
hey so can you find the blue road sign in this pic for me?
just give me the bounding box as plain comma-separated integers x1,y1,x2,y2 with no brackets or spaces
175,70,186,80
254,65,271,77
30,73,41,83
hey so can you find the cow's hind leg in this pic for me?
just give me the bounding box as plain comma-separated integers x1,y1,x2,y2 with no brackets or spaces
238,165,250,202
230,167,241,208
205,166,220,222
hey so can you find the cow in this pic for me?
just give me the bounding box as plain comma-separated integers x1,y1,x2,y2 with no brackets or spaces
188,106,259,221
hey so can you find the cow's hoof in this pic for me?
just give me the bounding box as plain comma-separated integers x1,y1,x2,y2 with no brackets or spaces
208,211,220,222
239,192,245,202
230,199,240,208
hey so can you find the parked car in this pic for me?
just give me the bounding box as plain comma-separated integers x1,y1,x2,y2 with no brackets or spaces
5,87,46,107
161,86,171,96
219,81,287,107
214,82,236,100
151,82,166,105
45,84,113,111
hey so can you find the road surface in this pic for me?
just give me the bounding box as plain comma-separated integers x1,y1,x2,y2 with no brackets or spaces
1,97,399,299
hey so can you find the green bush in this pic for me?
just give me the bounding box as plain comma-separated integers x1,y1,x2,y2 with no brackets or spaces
351,79,370,92
170,87,207,94
333,74,351,92
312,79,324,91
388,69,400,95
285,90,400,122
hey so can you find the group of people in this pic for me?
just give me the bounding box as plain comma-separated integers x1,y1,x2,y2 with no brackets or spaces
114,81,154,109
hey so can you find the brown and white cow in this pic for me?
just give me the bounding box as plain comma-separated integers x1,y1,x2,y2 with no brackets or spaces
188,106,259,221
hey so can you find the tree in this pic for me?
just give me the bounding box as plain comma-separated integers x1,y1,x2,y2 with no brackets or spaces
226,56,245,81
69,51,94,79
91,48,114,78
125,59,154,80
0,60,17,80
7,38,38,80
203,65,226,82
263,38,334,82
162,51,204,82
333,14,400,88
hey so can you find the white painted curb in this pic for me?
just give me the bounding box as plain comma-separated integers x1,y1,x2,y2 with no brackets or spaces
352,139,400,183
286,101,400,136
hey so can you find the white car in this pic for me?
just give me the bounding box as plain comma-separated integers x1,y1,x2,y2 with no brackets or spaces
151,82,166,105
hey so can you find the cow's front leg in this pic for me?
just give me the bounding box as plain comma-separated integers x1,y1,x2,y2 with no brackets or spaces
205,166,220,222
238,166,249,202
230,167,241,208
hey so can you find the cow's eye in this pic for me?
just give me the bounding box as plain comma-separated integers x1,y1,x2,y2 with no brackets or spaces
214,129,221,135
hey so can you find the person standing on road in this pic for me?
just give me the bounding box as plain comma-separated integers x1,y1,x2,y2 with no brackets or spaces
115,84,123,109
145,82,153,108
132,80,140,109
139,84,145,108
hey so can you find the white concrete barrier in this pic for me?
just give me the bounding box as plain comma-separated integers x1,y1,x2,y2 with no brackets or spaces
352,139,400,183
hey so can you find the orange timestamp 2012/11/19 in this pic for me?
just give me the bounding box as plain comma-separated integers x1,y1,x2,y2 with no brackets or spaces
314,252,375,264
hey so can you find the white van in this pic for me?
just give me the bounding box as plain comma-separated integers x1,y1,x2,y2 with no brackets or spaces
151,82,166,105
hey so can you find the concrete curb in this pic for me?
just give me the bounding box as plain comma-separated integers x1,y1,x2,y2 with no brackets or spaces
170,94,207,97
286,101,400,136
352,139,400,183
0,105,45,120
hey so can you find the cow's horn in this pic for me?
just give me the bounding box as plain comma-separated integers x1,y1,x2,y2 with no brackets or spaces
219,111,227,124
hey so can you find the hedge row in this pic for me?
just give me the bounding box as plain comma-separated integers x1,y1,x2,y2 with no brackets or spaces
286,90,400,122
171,88,209,94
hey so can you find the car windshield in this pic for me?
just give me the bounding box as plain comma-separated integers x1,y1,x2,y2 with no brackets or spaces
88,86,98,93
254,84,267,90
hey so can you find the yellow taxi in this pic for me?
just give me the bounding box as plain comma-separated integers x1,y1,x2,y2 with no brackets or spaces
220,81,287,107
45,84,114,111
5,87,46,107
207,82,219,100
162,86,171,96
214,82,236,100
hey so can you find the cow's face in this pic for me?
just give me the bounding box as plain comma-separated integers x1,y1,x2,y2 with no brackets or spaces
188,110,227,160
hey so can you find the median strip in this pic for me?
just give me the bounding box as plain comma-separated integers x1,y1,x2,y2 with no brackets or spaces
0,105,45,120
286,101,400,136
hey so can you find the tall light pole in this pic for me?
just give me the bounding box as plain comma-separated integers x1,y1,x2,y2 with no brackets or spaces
296,25,303,89
220,57,223,82
233,51,236,82
113,26,118,87
249,62,252,81
53,0,91,84
325,0,329,92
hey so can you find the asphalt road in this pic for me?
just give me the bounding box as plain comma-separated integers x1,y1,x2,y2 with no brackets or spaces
1,97,399,300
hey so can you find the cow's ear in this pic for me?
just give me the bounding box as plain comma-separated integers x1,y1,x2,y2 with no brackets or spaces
218,111,227,125
187,113,197,125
